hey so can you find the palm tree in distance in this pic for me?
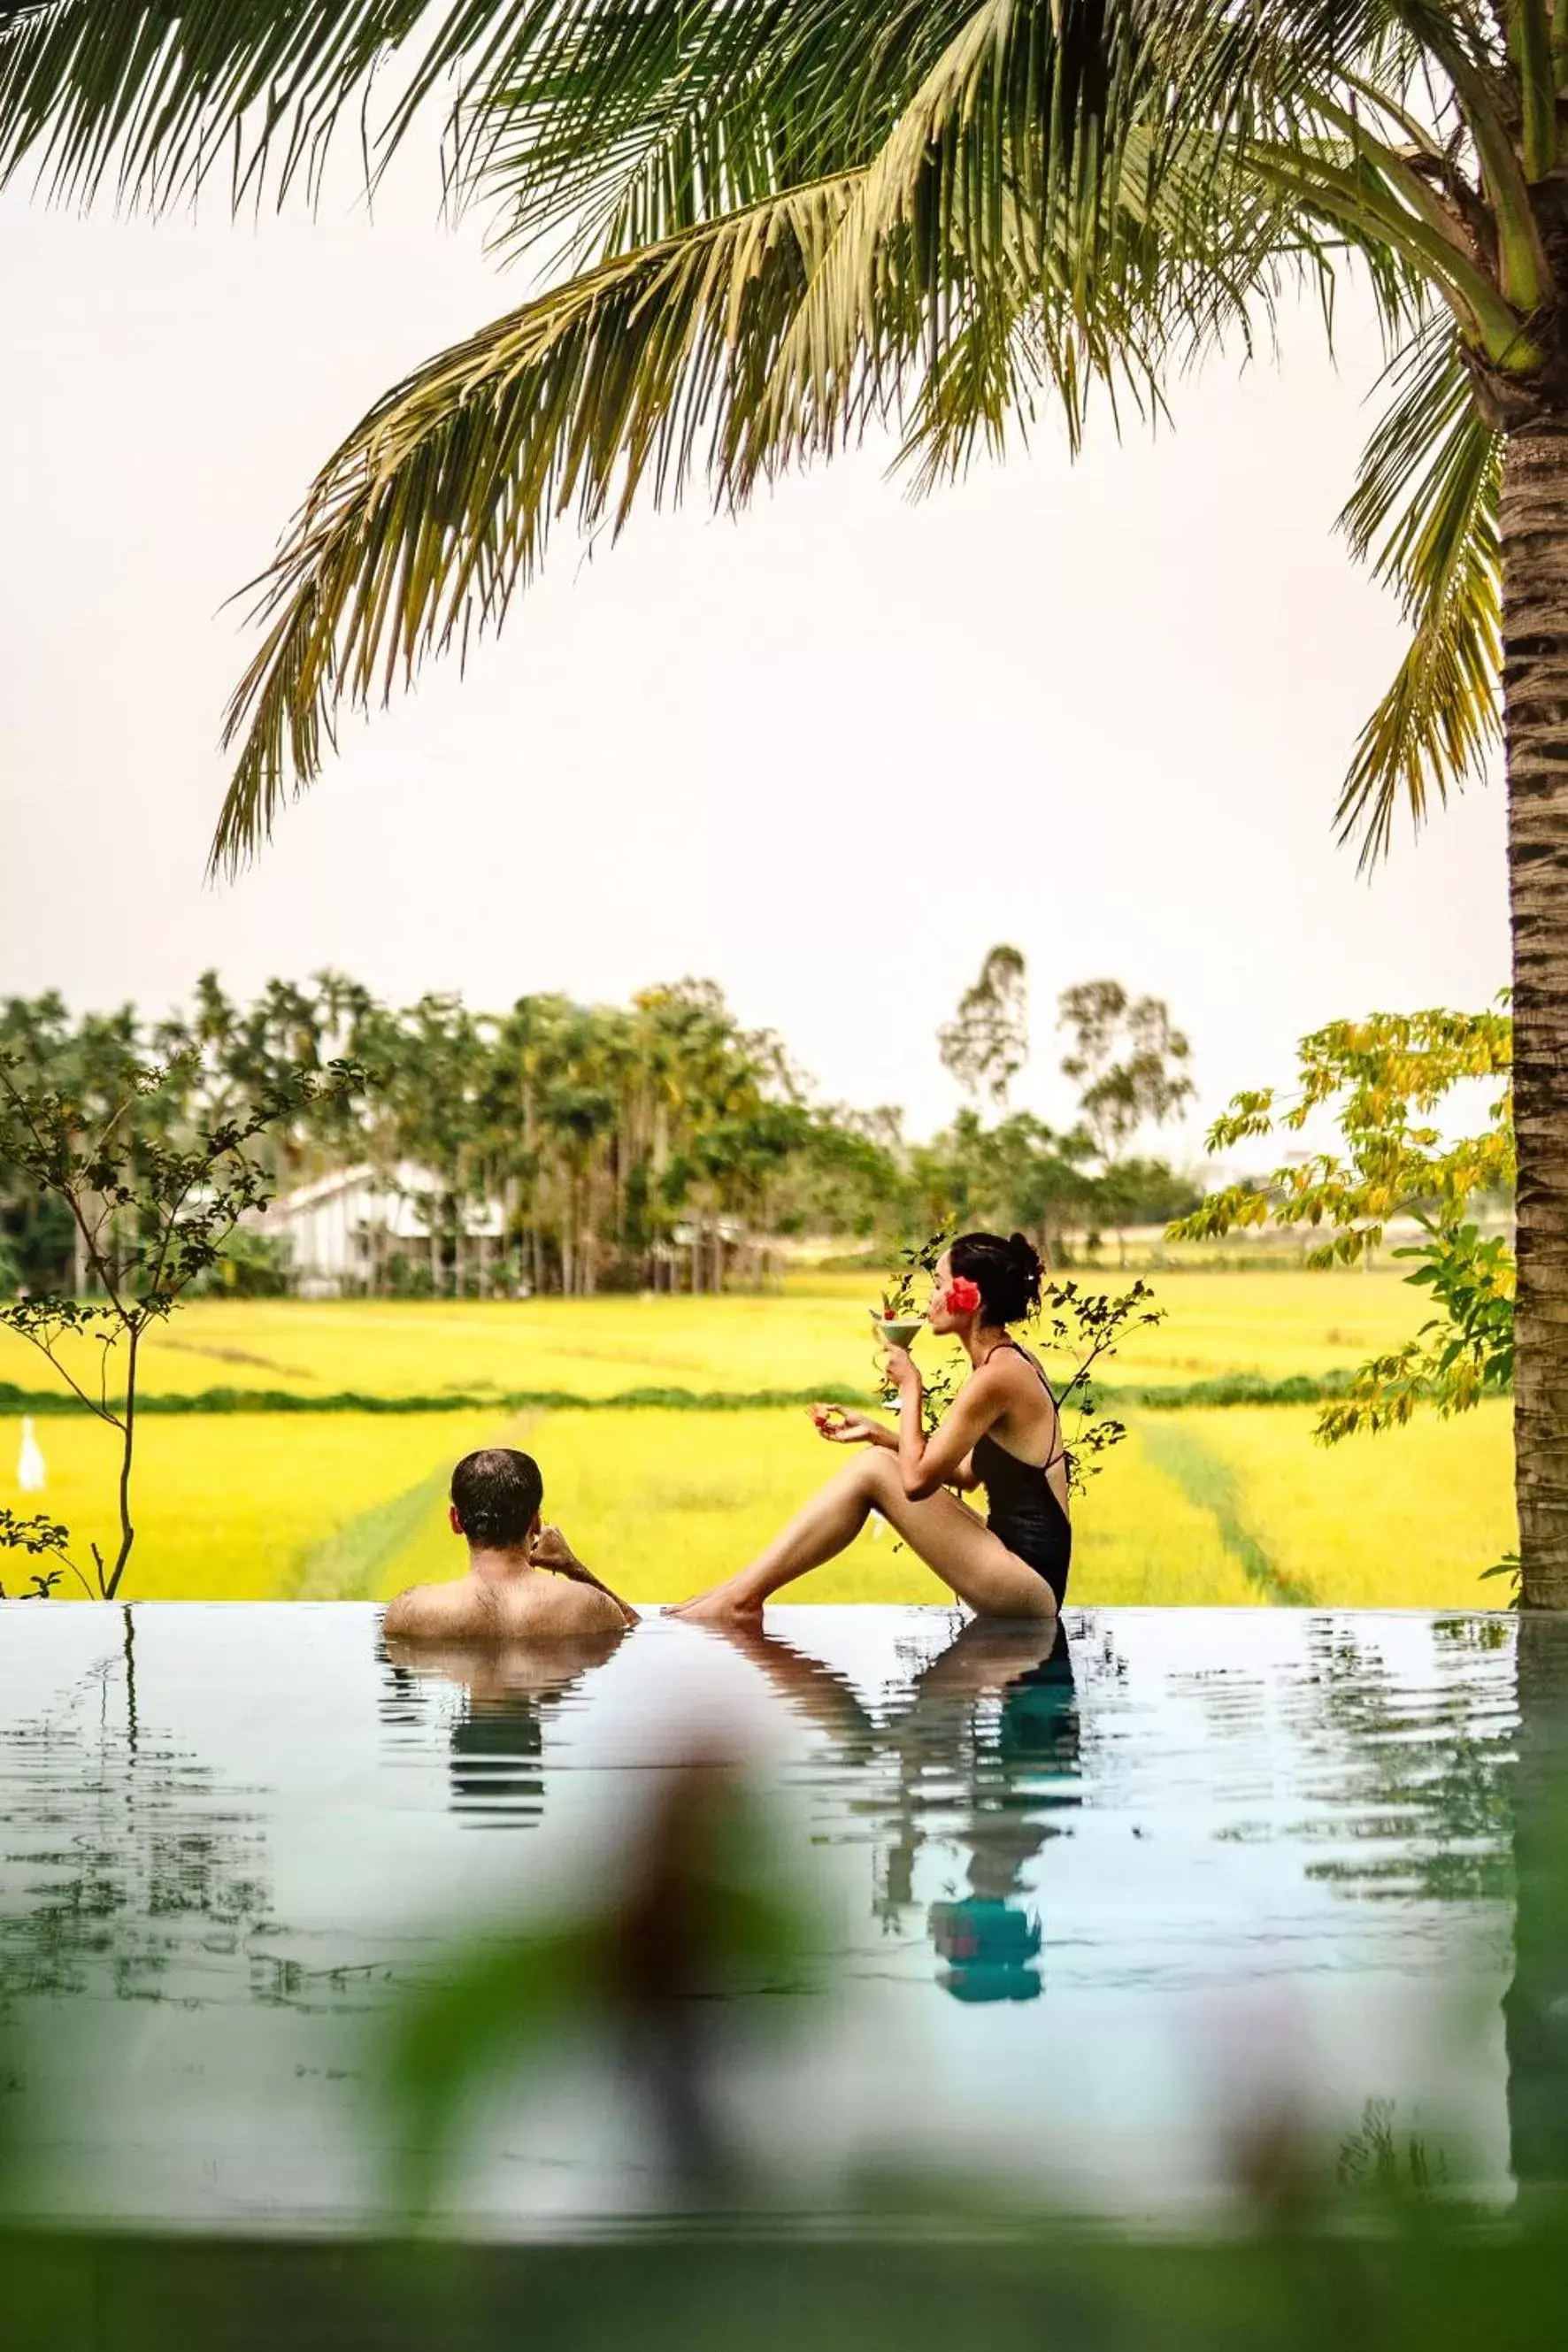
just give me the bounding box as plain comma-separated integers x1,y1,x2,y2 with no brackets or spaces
1,3,1565,1593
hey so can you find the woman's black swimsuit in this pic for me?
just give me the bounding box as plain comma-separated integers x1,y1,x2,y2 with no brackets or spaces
972,1341,1072,1606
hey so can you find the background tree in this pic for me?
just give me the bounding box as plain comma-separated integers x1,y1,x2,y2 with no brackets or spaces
1057,981,1195,1260
911,1108,1102,1264
3,969,1202,1302
1058,982,1196,1165
938,945,1030,1112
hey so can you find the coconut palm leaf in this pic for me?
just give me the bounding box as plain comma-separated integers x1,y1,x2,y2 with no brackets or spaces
1335,319,1501,864
0,1,434,208
0,0,1524,880
468,0,974,259
213,3,1246,869
211,172,867,872
0,0,987,225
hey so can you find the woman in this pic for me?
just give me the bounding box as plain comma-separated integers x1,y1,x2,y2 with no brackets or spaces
673,1232,1068,1627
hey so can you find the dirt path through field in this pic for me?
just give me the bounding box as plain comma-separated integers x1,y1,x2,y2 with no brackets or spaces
1138,1418,1318,1606
288,1416,538,1600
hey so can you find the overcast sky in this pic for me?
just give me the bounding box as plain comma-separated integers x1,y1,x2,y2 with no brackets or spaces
0,167,1509,1153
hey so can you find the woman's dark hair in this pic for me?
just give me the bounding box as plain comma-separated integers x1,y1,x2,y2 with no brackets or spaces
950,1231,1043,1326
451,1448,544,1546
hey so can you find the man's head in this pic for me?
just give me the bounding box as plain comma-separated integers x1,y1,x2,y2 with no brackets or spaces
449,1449,544,1552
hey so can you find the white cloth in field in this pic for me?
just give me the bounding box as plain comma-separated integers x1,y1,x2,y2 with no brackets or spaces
17,1416,46,1492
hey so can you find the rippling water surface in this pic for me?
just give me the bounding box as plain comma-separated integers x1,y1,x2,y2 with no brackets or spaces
0,1603,1534,2229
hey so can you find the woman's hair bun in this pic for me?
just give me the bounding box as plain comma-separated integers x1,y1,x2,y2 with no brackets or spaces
950,1229,1043,1326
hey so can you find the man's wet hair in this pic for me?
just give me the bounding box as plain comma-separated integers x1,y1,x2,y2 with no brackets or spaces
450,1449,544,1548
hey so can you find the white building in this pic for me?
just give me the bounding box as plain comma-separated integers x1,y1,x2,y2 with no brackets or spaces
257,1163,504,1296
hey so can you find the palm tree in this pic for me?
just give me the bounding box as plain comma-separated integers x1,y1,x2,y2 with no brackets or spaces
1,3,1564,1590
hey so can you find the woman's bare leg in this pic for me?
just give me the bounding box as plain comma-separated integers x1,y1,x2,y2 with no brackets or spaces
670,1451,1056,1626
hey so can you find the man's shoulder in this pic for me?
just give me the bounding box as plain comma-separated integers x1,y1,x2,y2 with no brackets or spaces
385,1572,623,1641
384,1579,483,1637
518,1579,624,1634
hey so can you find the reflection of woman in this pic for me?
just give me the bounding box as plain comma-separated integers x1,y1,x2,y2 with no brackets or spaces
926,1618,1079,2003
674,1234,1069,1627
383,1631,624,1825
711,1615,1079,2002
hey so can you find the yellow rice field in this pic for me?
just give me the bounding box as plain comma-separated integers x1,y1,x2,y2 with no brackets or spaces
435,1400,1513,1612
0,1269,1437,1404
0,1410,511,1603
0,1397,1510,1611
0,1275,1516,1609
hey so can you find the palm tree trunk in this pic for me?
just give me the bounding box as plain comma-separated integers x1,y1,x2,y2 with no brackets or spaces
1503,423,1568,1608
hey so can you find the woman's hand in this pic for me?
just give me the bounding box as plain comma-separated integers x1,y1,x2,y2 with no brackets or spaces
881,1341,919,1393
810,1403,882,1445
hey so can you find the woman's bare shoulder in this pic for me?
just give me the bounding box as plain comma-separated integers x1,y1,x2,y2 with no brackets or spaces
973,1342,1043,1392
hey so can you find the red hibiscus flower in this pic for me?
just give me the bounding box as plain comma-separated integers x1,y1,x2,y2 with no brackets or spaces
944,1275,982,1316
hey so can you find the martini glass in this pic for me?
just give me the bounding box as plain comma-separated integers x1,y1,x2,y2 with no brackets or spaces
871,1311,922,1413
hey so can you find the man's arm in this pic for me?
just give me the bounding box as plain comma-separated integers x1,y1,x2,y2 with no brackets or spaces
531,1525,640,1626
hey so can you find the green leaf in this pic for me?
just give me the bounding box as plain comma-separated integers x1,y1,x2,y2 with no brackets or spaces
1334,321,1501,866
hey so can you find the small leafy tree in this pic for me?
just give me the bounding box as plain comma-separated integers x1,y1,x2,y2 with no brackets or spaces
0,1505,74,1599
0,1051,363,1598
1172,1008,1513,1447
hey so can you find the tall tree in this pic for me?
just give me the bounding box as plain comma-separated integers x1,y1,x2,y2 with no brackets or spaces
1058,981,1196,1166
939,946,1030,1112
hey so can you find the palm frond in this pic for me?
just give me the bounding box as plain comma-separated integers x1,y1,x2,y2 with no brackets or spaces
0,0,972,228
767,0,1371,480
1335,319,1501,864
0,0,442,210
469,0,971,261
212,173,869,873
760,0,1193,472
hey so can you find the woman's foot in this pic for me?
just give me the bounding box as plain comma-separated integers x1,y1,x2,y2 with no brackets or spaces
667,1583,765,1629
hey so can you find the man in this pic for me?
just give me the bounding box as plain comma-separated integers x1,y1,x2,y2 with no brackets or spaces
383,1447,637,1640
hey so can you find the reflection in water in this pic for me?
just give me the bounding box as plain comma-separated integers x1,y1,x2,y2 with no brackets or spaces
0,1609,273,2012
1284,1616,1516,1904
718,1616,1080,2002
1503,1615,1568,2199
1,1603,1557,2230
931,1620,1078,2003
381,1631,625,1827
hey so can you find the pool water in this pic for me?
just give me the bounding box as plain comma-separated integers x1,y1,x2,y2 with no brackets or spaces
0,1603,1542,2231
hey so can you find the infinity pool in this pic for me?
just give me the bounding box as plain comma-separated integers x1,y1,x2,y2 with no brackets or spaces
0,1603,1540,2231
